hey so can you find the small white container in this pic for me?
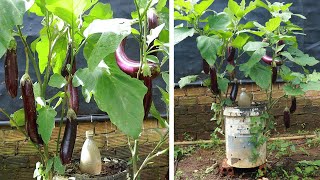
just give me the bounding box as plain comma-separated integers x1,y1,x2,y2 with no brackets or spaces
238,88,252,107
79,130,102,175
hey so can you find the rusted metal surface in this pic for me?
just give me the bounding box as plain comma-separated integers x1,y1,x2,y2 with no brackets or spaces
224,105,267,168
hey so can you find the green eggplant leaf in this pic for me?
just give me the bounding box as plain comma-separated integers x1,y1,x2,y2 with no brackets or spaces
83,18,132,70
0,0,34,58
37,106,57,144
197,36,223,67
48,74,67,88
46,0,97,27
73,58,147,139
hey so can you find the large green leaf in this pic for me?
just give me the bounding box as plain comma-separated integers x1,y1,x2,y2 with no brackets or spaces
218,76,229,93
10,109,25,127
247,63,272,90
46,0,97,26
36,33,67,74
178,75,198,88
243,41,268,52
73,58,147,139
228,0,241,17
83,18,132,70
156,0,167,11
37,106,57,144
82,2,113,29
300,81,320,92
265,17,281,32
0,0,34,58
29,0,46,16
283,84,304,96
194,0,214,15
174,27,195,45
231,33,250,49
239,48,266,72
36,36,49,74
196,36,223,67
287,47,319,67
208,12,231,31
48,74,67,88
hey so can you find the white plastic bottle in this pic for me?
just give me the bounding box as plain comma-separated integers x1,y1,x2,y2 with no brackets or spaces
79,130,102,175
238,88,252,107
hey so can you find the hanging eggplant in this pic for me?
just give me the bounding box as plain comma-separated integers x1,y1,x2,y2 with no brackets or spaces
202,59,210,74
272,66,278,84
60,108,78,165
5,48,18,98
210,67,219,95
115,39,160,79
230,79,238,102
227,46,236,66
283,107,290,129
261,40,284,66
290,96,296,114
21,74,43,145
261,56,282,66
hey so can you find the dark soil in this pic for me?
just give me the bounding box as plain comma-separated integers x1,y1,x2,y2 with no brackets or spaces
175,138,320,180
63,157,128,179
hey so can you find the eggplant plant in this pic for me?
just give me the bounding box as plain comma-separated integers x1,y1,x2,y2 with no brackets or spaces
175,0,320,159
0,0,168,179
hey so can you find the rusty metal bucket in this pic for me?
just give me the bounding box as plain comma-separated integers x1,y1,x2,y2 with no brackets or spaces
223,105,267,168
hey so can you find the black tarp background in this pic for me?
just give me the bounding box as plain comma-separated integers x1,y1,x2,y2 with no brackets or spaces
174,0,320,83
0,1,168,121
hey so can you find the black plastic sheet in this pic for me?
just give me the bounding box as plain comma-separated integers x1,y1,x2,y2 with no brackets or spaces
174,0,320,82
0,1,167,121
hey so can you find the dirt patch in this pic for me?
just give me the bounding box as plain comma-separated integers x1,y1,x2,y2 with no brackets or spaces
61,157,128,179
175,138,320,180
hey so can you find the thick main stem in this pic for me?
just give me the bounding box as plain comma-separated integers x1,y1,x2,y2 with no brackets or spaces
132,139,139,179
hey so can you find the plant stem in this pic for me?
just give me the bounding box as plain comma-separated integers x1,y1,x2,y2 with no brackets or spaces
24,47,29,73
42,28,68,98
17,25,43,87
135,0,153,78
132,139,139,179
134,130,169,179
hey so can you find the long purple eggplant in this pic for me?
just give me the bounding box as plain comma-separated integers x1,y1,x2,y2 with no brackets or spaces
202,59,210,74
261,56,282,66
21,74,43,145
210,67,219,95
115,39,160,79
272,66,277,84
60,109,78,165
227,46,236,79
5,48,18,98
283,107,290,129
290,96,296,114
66,58,78,114
227,46,236,66
230,79,238,102
261,40,284,66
